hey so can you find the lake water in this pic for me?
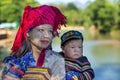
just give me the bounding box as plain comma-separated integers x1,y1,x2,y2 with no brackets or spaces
52,30,120,80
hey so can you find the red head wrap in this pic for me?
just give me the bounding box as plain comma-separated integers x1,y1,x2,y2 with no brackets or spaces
11,5,66,52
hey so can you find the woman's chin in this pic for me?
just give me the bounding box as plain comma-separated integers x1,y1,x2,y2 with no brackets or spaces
42,45,49,49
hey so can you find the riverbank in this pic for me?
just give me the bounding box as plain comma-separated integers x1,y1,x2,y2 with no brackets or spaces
61,25,85,30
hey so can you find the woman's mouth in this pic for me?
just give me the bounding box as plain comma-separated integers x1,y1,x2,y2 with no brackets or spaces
41,40,49,44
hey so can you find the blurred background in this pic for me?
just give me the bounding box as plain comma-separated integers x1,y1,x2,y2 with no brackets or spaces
0,0,120,80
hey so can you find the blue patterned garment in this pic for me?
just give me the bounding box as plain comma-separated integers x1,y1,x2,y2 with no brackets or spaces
65,56,95,80
2,52,36,78
66,71,80,80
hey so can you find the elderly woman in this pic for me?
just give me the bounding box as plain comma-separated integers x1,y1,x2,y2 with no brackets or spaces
2,5,66,80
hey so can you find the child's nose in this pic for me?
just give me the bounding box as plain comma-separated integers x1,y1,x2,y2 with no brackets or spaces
75,48,80,52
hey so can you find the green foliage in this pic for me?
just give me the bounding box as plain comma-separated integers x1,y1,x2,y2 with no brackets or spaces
64,10,81,25
0,47,9,62
86,0,120,34
66,3,78,11
0,0,40,23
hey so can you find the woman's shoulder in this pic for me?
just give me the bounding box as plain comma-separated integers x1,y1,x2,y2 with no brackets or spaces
3,52,32,61
45,50,63,58
3,52,35,68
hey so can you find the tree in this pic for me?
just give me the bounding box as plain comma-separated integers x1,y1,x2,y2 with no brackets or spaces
66,3,78,11
86,0,119,34
0,0,39,23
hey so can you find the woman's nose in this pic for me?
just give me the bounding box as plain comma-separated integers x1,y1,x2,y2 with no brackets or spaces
44,31,50,38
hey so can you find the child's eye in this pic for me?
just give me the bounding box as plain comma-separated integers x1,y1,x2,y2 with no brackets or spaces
79,47,82,48
71,47,74,48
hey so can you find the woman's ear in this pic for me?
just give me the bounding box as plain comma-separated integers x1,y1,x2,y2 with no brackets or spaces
61,46,65,53
27,33,30,38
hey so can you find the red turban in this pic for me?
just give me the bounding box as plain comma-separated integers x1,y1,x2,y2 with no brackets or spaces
11,5,66,52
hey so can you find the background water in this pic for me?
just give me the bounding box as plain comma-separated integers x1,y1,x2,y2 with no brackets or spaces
52,30,120,80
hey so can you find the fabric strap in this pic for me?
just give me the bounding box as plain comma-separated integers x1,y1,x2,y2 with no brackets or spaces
37,49,46,66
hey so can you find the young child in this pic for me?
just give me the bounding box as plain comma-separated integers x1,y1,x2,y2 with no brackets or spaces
60,30,95,80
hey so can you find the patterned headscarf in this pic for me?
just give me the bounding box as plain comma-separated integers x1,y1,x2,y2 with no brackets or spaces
11,5,66,52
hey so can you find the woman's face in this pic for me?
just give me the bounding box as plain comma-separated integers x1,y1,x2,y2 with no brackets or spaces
62,39,83,59
28,24,53,50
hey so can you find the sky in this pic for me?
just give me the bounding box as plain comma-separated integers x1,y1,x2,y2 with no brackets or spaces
36,0,94,4
35,0,95,8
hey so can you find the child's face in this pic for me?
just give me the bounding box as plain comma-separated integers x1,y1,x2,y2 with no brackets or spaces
62,39,83,59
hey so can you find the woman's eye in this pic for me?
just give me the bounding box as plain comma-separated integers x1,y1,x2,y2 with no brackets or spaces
38,29,44,32
49,30,53,33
